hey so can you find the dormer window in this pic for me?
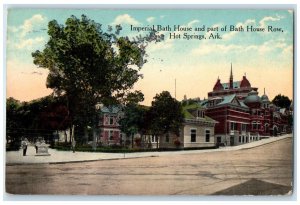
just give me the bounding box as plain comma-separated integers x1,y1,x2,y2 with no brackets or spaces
197,110,205,118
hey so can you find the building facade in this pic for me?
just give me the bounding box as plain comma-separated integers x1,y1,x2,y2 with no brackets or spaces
139,103,217,149
208,64,258,100
203,66,290,146
98,106,124,146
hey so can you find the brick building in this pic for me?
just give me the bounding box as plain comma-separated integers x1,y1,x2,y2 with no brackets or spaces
203,66,290,146
98,105,124,146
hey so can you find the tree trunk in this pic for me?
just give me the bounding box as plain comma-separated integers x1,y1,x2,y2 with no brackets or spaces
92,127,97,151
64,130,68,143
84,127,89,143
69,126,72,144
131,134,134,148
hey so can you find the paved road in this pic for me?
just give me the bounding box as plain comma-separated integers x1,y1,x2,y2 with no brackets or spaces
6,137,293,195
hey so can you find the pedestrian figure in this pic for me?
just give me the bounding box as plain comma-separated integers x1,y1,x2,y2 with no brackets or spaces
35,138,41,154
72,139,76,153
21,138,28,156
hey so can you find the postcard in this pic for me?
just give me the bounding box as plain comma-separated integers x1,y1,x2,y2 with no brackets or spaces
5,7,294,196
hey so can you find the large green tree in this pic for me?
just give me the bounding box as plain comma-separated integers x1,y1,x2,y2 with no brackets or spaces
32,15,162,142
272,94,292,109
119,94,146,148
148,91,184,148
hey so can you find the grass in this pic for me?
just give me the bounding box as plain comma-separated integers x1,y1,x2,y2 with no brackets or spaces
53,144,217,153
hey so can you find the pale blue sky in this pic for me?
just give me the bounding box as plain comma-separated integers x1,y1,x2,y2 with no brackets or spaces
6,9,294,104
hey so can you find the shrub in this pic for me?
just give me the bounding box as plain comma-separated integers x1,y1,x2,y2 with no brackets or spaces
174,139,181,147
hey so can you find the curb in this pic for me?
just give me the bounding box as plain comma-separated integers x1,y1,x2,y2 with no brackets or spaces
238,136,291,151
49,155,159,165
6,135,291,166
6,155,159,166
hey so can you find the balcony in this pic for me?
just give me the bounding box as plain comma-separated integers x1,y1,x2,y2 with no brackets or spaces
229,130,239,135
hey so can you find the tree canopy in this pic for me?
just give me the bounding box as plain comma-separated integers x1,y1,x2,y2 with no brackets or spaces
272,94,292,109
32,15,163,135
149,91,184,137
6,96,70,149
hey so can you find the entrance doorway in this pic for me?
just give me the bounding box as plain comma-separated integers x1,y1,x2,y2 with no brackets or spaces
230,136,235,146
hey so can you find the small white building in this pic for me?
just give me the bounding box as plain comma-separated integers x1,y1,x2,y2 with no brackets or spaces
157,103,218,149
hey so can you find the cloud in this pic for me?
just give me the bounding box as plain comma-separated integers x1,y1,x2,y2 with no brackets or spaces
244,38,291,54
112,14,140,25
21,14,46,36
7,14,47,51
8,26,19,33
187,20,200,27
15,37,45,50
191,38,292,57
146,17,155,23
287,10,293,14
259,15,284,28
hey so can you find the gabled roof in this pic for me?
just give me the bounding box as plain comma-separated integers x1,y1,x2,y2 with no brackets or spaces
218,94,237,105
182,103,203,119
199,99,208,107
182,103,216,122
100,105,122,114
239,100,249,108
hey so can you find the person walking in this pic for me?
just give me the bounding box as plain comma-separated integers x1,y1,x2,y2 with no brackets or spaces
21,138,28,156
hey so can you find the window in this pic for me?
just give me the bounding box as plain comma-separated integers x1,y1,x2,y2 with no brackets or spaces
119,133,123,144
109,130,114,141
191,129,196,142
109,116,114,125
205,130,210,142
241,124,247,132
230,122,237,131
151,135,157,143
239,136,241,143
252,121,257,130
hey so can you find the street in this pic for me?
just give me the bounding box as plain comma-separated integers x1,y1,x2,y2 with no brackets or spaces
6,137,293,195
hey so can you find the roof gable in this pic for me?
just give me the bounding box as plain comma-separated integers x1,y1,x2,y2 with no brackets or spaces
231,98,241,106
218,94,236,105
100,105,122,114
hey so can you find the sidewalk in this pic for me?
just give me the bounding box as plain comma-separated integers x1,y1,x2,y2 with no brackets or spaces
6,134,292,165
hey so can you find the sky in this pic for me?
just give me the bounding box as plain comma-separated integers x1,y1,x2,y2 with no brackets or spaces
5,8,294,105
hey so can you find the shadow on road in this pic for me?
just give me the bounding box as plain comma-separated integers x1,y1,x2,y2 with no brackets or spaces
212,178,292,195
